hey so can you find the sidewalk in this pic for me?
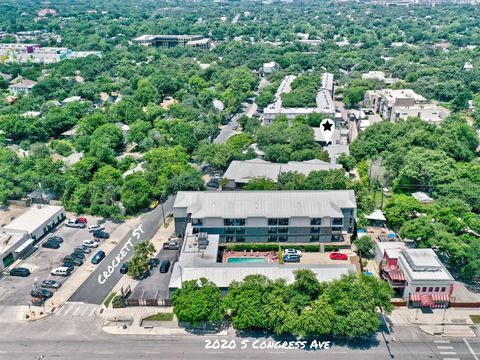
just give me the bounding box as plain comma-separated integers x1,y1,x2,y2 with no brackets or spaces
390,307,479,337
27,218,138,321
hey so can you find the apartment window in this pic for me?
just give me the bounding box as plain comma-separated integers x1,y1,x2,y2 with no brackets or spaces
415,287,420,292
278,235,288,242
350,209,353,215
332,218,343,226
224,219,235,226
236,236,245,243
422,287,426,292
278,227,288,234
428,287,433,292
310,235,319,242
192,218,203,226
311,227,320,234
279,218,289,226
349,218,352,224
441,287,446,292
225,227,235,234
235,228,245,235
268,218,278,226
332,227,342,232
268,227,278,234
268,235,277,242
225,236,235,243
434,287,439,292
310,218,321,225
235,219,245,226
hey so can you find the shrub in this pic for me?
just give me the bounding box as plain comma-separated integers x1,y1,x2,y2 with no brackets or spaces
112,295,126,308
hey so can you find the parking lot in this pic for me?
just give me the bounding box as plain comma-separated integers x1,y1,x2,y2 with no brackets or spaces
129,247,179,300
0,217,121,306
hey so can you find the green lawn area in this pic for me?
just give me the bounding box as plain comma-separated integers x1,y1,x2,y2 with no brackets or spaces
469,315,480,324
143,312,174,321
103,292,117,307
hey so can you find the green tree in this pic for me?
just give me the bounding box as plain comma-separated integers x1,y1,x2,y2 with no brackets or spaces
354,235,375,259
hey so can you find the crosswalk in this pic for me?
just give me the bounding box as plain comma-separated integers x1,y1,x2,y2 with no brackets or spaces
434,340,459,360
54,302,97,319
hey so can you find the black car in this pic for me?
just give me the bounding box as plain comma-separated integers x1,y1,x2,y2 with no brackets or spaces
42,241,61,249
92,230,110,239
71,251,85,260
31,288,54,299
64,255,77,262
62,262,75,271
63,256,83,266
74,247,90,254
207,178,220,188
9,267,31,277
159,260,171,273
47,236,63,243
91,250,105,264
119,263,128,274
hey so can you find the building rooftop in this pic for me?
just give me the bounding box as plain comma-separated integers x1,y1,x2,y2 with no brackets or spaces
0,231,27,256
365,209,386,221
412,192,435,203
10,79,37,88
2,205,64,234
399,248,453,281
174,190,356,219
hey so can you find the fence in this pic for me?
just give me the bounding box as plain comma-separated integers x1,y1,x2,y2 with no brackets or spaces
125,298,172,307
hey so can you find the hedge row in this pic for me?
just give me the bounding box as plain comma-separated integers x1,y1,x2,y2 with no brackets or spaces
223,244,340,252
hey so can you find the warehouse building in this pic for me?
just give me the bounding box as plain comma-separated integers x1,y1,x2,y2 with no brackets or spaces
0,205,66,270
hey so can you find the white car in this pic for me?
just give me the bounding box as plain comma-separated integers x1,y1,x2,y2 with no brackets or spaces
82,240,98,248
283,249,302,257
88,224,105,232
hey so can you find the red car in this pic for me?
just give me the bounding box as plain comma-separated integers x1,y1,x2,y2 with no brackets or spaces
76,217,88,223
330,252,348,261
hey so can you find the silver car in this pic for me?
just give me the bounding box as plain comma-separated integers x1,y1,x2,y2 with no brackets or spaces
41,279,62,289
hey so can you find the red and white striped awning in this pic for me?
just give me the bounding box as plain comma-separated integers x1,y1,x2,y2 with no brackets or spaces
410,294,421,302
432,293,450,302
420,294,434,306
388,269,406,281
431,303,446,309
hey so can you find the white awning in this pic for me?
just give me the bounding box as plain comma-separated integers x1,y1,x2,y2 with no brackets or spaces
14,238,34,254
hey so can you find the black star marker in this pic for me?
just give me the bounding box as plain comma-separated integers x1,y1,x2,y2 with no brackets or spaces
322,121,333,131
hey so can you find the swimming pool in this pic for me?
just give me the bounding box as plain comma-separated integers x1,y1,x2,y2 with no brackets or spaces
226,257,268,264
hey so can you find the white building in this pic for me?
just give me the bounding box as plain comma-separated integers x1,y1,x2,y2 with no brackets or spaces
362,71,399,85
262,61,279,75
9,78,37,95
364,89,450,124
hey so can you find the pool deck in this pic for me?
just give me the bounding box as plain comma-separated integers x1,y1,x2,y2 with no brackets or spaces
223,250,278,263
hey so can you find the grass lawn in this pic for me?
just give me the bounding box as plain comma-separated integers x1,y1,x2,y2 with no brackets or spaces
470,315,480,324
103,292,116,307
143,312,174,321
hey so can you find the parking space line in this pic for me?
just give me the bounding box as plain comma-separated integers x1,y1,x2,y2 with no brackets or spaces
62,305,73,316
435,340,451,344
442,358,460,360
438,346,454,350
71,306,81,317
440,352,457,355
464,338,479,360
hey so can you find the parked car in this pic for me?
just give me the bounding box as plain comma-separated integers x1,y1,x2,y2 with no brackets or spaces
51,267,71,276
66,256,83,266
9,267,31,277
74,247,90,254
81,245,92,253
330,252,348,261
76,217,88,223
91,250,106,264
82,240,98,248
88,224,105,232
207,178,220,188
41,279,62,289
283,249,302,257
61,263,75,272
163,241,179,250
65,219,86,229
31,288,54,299
283,255,301,263
71,251,85,260
64,255,77,263
149,258,161,269
159,260,171,273
42,241,61,249
119,263,128,274
92,230,110,239
47,236,63,243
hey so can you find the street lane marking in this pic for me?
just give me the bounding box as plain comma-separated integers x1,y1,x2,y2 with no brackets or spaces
440,352,457,355
435,340,451,343
464,338,479,360
62,306,73,316
442,358,460,360
71,306,81,316
438,346,454,349
88,308,96,317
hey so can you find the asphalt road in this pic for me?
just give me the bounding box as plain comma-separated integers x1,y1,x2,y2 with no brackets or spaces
213,101,256,144
68,197,175,304
1,311,479,360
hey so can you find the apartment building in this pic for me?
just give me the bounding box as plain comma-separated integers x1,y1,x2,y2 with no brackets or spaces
364,89,450,124
133,34,211,48
173,190,356,243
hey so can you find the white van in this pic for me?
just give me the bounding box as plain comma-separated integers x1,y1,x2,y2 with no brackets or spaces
51,267,71,276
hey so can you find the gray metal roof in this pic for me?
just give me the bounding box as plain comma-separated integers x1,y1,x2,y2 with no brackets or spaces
174,190,356,219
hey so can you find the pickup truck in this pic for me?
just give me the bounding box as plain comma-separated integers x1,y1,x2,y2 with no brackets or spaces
65,219,86,228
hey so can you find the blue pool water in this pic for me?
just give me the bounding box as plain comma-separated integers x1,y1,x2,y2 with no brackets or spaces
227,257,268,264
